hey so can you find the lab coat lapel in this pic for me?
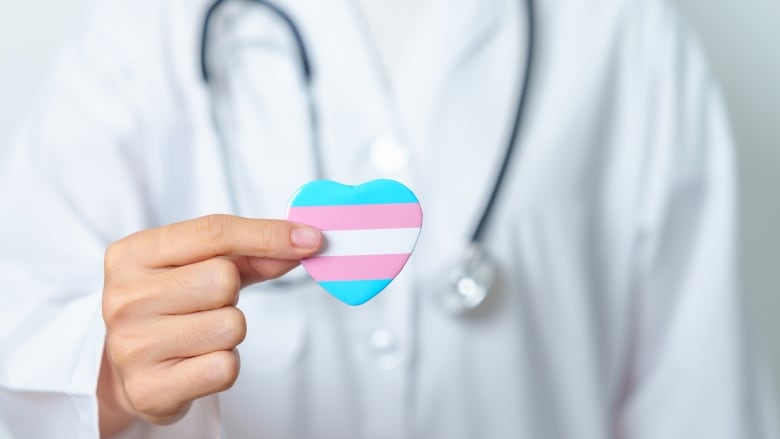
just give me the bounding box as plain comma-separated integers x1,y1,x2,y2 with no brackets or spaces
286,0,504,189
393,0,501,121
394,0,523,256
302,0,520,263
282,0,404,183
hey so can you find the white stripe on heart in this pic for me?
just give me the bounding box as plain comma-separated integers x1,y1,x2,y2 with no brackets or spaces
318,228,421,257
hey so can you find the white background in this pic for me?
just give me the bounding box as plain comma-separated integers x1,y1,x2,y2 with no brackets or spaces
1,0,779,402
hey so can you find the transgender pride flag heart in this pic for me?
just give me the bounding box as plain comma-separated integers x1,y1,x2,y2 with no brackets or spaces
286,180,423,306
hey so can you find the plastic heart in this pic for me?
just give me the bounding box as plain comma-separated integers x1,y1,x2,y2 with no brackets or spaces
286,179,423,305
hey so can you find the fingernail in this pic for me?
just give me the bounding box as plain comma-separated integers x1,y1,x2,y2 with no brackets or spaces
291,226,321,249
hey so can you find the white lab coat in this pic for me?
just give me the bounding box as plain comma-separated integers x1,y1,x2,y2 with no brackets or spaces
0,0,776,437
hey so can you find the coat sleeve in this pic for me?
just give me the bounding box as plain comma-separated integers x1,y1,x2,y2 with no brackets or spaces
0,0,220,437
617,1,779,437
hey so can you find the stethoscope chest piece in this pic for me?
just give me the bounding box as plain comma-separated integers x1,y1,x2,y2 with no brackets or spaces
439,244,497,315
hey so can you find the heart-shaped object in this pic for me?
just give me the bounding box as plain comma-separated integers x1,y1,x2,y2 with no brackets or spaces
286,179,423,305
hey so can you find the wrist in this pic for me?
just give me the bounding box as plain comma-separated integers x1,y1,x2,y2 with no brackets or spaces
97,347,138,437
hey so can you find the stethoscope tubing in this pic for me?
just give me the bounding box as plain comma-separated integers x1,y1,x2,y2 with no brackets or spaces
199,0,536,307
201,0,313,85
200,0,535,247
470,0,535,243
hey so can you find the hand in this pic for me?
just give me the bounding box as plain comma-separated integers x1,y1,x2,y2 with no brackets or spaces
98,214,322,435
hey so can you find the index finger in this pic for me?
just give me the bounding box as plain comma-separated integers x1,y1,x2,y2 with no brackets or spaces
112,214,322,269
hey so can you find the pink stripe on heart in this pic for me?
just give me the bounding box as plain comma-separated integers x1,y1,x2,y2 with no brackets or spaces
302,254,412,281
287,203,422,231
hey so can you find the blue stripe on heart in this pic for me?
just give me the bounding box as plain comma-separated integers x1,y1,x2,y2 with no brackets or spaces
317,279,393,306
289,179,419,207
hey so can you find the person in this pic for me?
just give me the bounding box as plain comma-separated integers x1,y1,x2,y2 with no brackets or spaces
0,0,777,437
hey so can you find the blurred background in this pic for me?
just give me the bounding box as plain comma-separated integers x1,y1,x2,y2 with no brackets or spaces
0,0,778,402
674,0,780,399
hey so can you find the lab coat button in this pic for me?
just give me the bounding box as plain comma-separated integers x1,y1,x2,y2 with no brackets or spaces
368,328,401,370
370,135,410,174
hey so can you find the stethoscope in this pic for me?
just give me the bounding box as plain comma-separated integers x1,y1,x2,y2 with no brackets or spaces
200,0,535,315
